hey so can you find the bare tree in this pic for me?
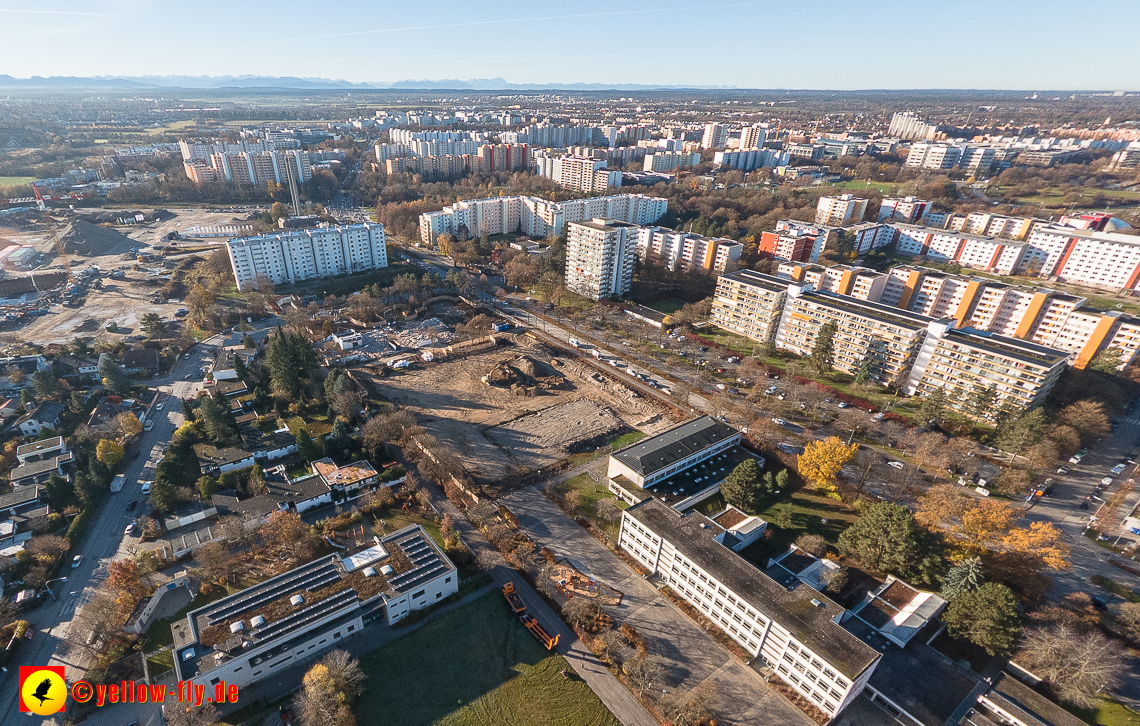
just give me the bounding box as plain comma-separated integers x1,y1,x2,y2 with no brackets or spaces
165,702,219,726
624,654,667,698
596,498,623,525
1019,625,1125,708
665,681,717,726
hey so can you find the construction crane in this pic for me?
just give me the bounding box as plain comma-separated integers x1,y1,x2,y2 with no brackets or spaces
30,183,46,211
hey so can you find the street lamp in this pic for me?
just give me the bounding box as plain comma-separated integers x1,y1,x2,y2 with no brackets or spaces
44,576,67,601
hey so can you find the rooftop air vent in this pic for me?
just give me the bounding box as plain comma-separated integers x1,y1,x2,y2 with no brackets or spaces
181,648,195,661
250,615,266,628
363,567,377,577
229,621,244,633
290,594,305,607
810,598,824,608
380,565,395,576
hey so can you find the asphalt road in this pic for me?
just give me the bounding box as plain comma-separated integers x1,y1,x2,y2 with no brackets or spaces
0,326,258,725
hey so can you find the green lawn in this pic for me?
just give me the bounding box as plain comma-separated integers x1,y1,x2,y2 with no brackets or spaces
0,176,35,188
610,430,646,450
1065,698,1140,726
357,592,620,726
647,299,686,315
373,510,444,549
556,473,624,527
691,327,761,355
146,649,174,676
833,180,905,195
285,416,333,438
738,486,861,566
142,590,225,651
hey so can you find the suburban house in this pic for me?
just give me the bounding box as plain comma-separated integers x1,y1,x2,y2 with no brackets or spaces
171,524,457,689
12,401,65,437
123,348,162,375
194,445,256,476
212,473,333,522
312,458,379,499
0,397,21,417
88,399,132,428
56,356,99,379
211,348,256,381
0,486,50,548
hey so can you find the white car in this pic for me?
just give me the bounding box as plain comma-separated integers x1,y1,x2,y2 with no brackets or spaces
141,481,152,495
887,461,906,469
1101,476,1114,486
1069,454,1084,464
156,403,163,411
1111,464,1127,475
771,418,788,426
71,555,83,568
837,402,849,409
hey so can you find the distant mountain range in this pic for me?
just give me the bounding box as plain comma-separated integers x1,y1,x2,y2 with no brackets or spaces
0,74,732,91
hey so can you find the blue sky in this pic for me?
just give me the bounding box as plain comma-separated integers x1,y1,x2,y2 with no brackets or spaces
1,0,1137,89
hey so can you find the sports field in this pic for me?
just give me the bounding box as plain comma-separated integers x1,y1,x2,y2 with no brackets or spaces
357,591,619,726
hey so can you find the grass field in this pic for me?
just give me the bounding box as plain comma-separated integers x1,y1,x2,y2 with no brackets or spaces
0,176,35,187
738,485,860,566
647,298,685,315
1064,697,1140,726
357,592,620,726
833,180,905,195
556,473,626,528
610,430,646,450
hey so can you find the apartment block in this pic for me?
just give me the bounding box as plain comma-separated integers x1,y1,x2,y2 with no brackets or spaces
226,223,387,291
701,123,728,150
815,194,868,226
534,153,621,194
905,143,962,169
643,152,701,172
418,193,666,245
565,219,638,300
188,149,311,187
778,264,888,302
892,225,1027,275
877,196,930,224
759,228,825,263
713,149,789,171
1049,227,1140,290
888,112,938,142
635,226,742,272
775,287,933,385
905,325,1067,417
739,124,768,150
848,223,898,254
619,499,880,718
710,270,794,343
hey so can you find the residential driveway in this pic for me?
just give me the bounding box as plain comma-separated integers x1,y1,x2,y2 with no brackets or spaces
502,486,814,726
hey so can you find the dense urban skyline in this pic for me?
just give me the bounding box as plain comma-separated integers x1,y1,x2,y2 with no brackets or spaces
1,0,1138,89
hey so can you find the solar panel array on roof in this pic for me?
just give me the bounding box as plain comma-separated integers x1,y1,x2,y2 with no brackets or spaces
251,589,359,643
386,533,450,592
205,559,340,625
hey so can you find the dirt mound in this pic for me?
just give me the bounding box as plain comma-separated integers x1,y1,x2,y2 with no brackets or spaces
60,219,137,257
486,355,564,394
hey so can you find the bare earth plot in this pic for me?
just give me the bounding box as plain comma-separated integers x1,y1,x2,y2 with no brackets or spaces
362,337,670,483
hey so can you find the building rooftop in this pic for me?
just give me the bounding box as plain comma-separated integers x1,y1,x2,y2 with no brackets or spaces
313,458,378,488
850,577,947,647
644,446,759,507
571,218,638,232
173,524,453,679
798,290,936,331
212,474,331,521
16,436,64,460
0,485,41,511
613,416,740,479
193,444,254,469
949,328,1070,369
980,672,1086,726
625,499,879,679
9,452,74,483
717,268,795,294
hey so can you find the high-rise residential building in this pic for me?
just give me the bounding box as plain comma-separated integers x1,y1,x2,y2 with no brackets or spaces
710,270,792,343
815,194,869,226
758,228,825,263
712,149,790,171
642,152,702,172
533,153,621,194
565,219,638,300
1025,225,1140,290
958,145,996,176
905,143,962,169
187,149,311,187
635,227,742,272
738,124,768,150
418,193,667,245
225,223,387,291
887,112,939,142
778,263,889,302
904,324,1067,417
701,123,728,150
787,143,825,161
877,196,930,224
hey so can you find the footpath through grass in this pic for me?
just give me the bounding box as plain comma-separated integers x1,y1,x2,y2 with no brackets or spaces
357,591,620,726
1064,697,1140,726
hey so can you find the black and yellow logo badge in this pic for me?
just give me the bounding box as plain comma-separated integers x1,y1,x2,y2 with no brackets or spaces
20,666,66,715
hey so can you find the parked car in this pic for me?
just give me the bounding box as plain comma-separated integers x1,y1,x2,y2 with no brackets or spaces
71,555,83,568
1057,465,1071,475
837,402,849,409
1111,464,1127,475
141,481,152,495
771,418,788,426
887,461,905,469
124,523,138,536
126,499,138,512
1101,476,1114,486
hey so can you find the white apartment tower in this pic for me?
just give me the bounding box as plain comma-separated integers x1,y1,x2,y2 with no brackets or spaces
815,194,869,226
226,223,387,291
701,123,728,150
566,219,638,300
738,124,767,150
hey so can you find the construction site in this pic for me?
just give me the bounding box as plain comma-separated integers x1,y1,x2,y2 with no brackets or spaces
0,206,249,347
355,320,674,487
